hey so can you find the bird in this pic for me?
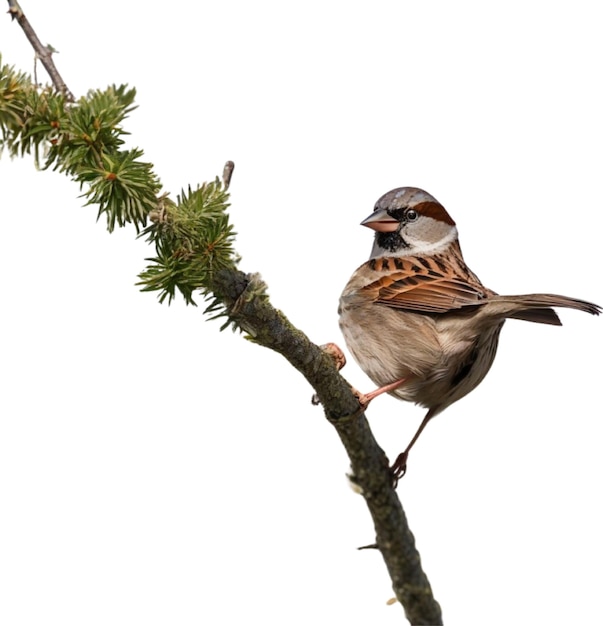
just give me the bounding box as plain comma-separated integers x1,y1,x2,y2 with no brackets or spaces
338,186,601,481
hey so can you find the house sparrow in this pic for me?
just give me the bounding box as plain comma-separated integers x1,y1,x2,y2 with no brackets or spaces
338,187,601,480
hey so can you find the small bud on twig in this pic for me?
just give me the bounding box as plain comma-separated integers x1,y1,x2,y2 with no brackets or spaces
222,161,235,190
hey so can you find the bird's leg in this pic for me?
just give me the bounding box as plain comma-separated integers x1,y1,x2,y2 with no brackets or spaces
391,409,435,485
311,343,410,410
356,377,410,408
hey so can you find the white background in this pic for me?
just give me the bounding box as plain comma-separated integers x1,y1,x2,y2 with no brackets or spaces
1,2,602,624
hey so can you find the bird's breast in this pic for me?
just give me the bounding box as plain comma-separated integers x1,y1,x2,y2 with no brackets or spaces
338,293,504,411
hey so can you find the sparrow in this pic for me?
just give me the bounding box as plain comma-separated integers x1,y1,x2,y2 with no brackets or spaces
338,187,601,480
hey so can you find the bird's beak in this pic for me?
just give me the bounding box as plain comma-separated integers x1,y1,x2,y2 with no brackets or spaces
361,208,399,232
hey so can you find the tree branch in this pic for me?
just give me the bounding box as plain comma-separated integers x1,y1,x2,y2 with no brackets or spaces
4,3,442,621
212,269,443,625
6,0,74,101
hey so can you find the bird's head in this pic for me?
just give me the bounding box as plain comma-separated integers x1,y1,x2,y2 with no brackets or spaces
362,187,458,259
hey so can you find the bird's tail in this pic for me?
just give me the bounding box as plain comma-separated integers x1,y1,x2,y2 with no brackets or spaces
493,294,601,326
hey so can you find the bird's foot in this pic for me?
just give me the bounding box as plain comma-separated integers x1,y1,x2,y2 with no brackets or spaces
311,345,408,411
390,451,409,487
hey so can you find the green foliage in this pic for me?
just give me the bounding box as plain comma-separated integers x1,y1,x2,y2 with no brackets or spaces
0,54,241,318
0,57,158,232
138,181,238,307
0,54,33,147
77,148,159,231
44,84,137,175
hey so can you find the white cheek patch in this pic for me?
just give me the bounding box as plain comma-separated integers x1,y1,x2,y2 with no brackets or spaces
404,222,458,256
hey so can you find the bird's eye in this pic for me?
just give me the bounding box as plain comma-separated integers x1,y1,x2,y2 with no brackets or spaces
405,209,419,222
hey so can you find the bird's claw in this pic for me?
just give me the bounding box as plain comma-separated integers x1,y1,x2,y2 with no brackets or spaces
352,388,372,409
390,451,409,487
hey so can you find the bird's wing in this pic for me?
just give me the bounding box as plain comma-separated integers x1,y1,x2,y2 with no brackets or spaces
360,254,491,314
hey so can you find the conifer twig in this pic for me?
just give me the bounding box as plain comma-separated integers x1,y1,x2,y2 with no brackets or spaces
6,0,74,100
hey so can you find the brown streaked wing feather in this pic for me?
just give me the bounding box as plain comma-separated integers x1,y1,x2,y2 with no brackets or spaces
361,255,489,314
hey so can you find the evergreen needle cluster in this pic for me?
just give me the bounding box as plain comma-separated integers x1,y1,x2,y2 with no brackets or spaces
0,54,239,317
138,182,238,307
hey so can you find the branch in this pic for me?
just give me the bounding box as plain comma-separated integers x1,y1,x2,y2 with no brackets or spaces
211,270,443,625
6,0,74,101
3,4,442,622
